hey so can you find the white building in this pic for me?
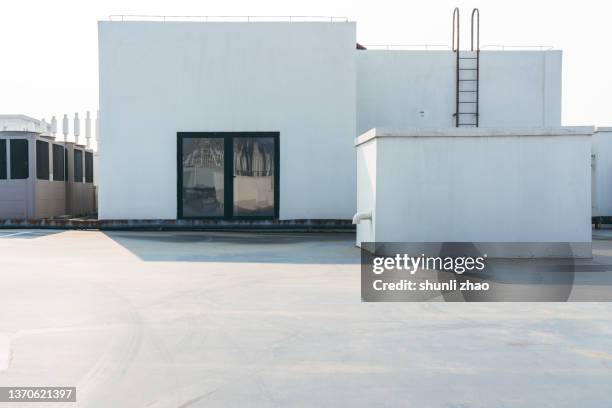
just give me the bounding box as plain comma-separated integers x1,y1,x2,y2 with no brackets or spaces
98,19,562,222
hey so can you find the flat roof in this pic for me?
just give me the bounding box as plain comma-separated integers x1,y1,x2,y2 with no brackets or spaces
356,127,595,146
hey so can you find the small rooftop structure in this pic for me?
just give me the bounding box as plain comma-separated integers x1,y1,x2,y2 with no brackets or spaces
354,127,593,257
0,114,52,134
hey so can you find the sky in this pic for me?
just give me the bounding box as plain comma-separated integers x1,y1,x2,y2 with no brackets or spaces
0,0,610,126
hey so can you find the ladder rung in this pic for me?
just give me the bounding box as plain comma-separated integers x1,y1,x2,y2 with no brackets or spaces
457,49,479,124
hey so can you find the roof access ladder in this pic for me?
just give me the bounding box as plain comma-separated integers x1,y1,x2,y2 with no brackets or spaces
452,8,480,127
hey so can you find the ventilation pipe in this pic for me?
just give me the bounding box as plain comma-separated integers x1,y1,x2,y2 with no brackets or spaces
51,116,57,137
85,111,92,149
62,114,69,142
73,113,80,145
352,210,372,225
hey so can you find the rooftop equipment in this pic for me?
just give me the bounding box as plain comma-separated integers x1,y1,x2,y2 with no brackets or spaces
0,114,96,220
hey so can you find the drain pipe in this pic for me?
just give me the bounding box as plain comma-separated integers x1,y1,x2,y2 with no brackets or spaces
352,210,372,224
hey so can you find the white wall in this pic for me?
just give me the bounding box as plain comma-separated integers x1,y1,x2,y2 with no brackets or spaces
355,128,592,255
356,140,376,244
592,128,612,217
356,50,562,134
98,22,356,220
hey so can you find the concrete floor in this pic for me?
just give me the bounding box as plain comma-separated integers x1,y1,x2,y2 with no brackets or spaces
0,229,611,407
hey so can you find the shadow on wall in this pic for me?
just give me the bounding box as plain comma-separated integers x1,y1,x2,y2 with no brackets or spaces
103,231,360,264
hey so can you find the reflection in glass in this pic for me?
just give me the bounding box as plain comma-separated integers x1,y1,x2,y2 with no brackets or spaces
233,137,275,216
182,138,224,217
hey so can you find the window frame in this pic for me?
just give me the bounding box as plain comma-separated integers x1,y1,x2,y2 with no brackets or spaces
36,140,50,180
73,149,84,183
177,132,280,220
0,139,6,180
84,151,94,183
10,139,29,180
52,144,65,181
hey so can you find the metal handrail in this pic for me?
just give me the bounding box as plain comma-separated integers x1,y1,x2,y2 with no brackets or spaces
471,8,480,127
108,15,349,22
481,44,554,50
354,44,553,52
362,44,451,50
471,8,480,51
452,7,460,52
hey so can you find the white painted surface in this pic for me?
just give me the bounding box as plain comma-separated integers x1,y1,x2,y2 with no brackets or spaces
356,50,562,134
592,127,612,217
98,22,357,220
355,128,592,255
356,140,376,244
99,22,566,221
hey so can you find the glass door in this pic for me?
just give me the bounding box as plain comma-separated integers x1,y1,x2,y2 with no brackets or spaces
233,137,276,217
179,136,225,217
178,132,278,219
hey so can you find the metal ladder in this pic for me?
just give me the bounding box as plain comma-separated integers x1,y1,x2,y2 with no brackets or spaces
452,8,480,127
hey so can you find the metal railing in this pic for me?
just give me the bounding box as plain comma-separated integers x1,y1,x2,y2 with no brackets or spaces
471,8,480,51
452,7,460,52
359,44,553,51
108,15,349,22
481,45,554,50
361,44,451,50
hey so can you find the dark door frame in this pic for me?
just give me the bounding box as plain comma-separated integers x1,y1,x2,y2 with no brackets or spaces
177,132,280,220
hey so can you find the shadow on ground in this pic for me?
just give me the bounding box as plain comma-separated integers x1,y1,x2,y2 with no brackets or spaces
103,231,361,264
0,230,64,239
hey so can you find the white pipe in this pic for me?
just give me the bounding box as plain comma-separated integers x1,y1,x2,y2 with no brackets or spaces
352,211,372,224
85,111,92,149
51,116,57,136
62,114,69,142
73,113,80,144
